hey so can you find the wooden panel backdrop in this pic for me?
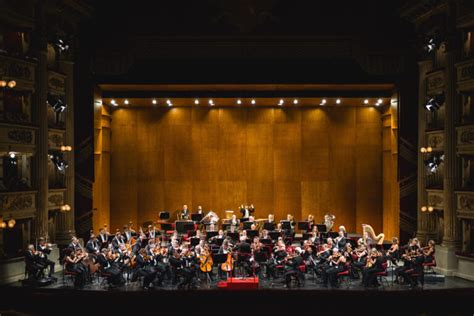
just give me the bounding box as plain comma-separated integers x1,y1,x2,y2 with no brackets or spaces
110,106,384,234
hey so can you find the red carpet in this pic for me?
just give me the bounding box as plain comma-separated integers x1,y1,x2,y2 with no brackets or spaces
217,277,259,290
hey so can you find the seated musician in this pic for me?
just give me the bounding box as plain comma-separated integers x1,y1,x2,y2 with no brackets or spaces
267,214,275,224
98,228,109,249
387,237,400,264
229,214,239,232
423,240,436,264
363,231,375,250
178,246,198,289
86,233,100,257
210,229,225,244
180,204,190,220
326,237,335,249
68,236,81,252
97,249,125,287
132,248,157,290
116,243,131,270
302,241,317,270
267,240,288,279
284,247,305,287
112,231,125,250
25,244,45,280
308,229,320,246
399,246,425,287
314,243,331,276
122,224,136,243
343,243,354,264
146,225,158,240
321,248,346,288
37,237,55,279
335,230,347,250
261,229,270,240
362,249,385,288
307,214,315,230
65,248,87,288
351,243,368,279
196,205,203,214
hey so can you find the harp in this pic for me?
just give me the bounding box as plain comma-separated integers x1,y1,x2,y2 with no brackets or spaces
362,224,385,245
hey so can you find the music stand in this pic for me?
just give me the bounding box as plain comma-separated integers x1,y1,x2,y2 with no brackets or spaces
190,238,200,247
159,212,170,220
316,224,327,233
302,233,312,241
213,253,227,265
175,221,192,234
280,220,291,230
269,231,281,240
214,238,224,246
260,238,272,245
227,232,239,241
246,230,258,240
222,223,230,231
297,221,310,231
240,218,249,223
328,232,339,239
160,223,172,231
243,221,253,230
263,222,275,231
206,231,218,240
191,213,203,222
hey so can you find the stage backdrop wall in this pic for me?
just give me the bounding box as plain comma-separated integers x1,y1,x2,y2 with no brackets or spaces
109,106,384,234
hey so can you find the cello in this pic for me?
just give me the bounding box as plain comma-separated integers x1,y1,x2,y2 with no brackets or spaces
199,247,213,273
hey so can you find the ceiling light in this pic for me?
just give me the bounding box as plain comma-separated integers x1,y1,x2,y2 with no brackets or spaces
0,80,6,87
7,80,16,88
124,99,129,105
364,99,369,104
320,99,327,105
251,99,256,105
152,99,157,105
293,99,298,104
237,99,242,105
377,99,383,104
194,99,199,105
278,99,284,105
209,99,214,105
111,99,117,106
336,99,341,104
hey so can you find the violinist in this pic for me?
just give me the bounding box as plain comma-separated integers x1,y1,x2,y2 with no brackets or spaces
351,243,368,279
423,240,436,264
98,227,110,249
37,237,55,279
68,236,81,252
399,245,424,287
97,249,125,288
25,244,45,280
267,241,287,279
326,237,335,250
321,248,346,288
65,248,87,288
132,248,156,290
284,247,304,287
362,249,385,288
387,237,400,264
86,233,100,257
153,246,171,286
112,231,125,250
122,224,135,243
178,247,198,289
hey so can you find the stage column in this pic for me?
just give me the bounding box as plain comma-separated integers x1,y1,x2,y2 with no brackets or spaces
55,57,76,246
436,48,462,275
32,3,49,240
417,60,434,243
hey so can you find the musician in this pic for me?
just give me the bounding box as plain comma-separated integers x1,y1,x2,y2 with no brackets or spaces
98,228,109,249
338,225,347,237
387,237,400,264
97,249,125,287
240,204,250,219
65,248,87,288
25,244,45,280
286,214,295,230
196,205,203,214
86,234,100,256
68,236,81,252
351,243,368,279
335,230,347,250
267,241,287,279
401,246,425,287
321,248,346,288
423,240,436,264
37,237,55,278
363,231,375,250
177,247,198,289
261,229,270,240
180,204,190,220
324,214,336,232
362,249,385,288
343,243,354,264
284,247,305,287
112,231,125,250
326,237,335,249
132,248,157,290
267,214,275,224
122,224,135,243
146,225,158,240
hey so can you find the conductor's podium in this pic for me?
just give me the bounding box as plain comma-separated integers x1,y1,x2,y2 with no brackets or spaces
217,277,259,290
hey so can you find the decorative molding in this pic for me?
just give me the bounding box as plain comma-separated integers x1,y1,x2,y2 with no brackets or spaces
426,130,444,150
456,59,474,92
456,125,474,154
47,71,66,95
0,55,36,91
0,191,36,219
427,190,444,209
47,191,64,210
457,191,474,219
48,130,64,149
426,69,445,95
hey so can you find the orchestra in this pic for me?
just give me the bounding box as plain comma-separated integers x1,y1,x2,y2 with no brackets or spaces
24,207,438,290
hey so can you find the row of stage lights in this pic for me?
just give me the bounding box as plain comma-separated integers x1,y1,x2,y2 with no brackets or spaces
109,98,385,107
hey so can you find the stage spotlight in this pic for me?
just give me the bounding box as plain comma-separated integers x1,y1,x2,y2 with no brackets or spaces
237,99,242,105
425,93,445,111
46,93,67,112
336,99,341,104
9,152,15,159
251,99,256,105
124,99,129,105
278,99,284,105
364,99,369,104
424,152,444,174
111,99,117,106
320,99,327,105
377,99,383,104
152,99,157,105
209,99,214,105
167,99,172,106
50,151,69,173
194,99,199,105
293,99,298,104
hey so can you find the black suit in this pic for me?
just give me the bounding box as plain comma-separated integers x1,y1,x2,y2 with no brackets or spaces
112,236,125,249
285,255,304,286
25,250,44,279
37,245,55,277
86,240,100,255
133,254,156,288
97,254,124,286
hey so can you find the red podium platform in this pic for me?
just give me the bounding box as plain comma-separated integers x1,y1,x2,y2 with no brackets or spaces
217,277,259,290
